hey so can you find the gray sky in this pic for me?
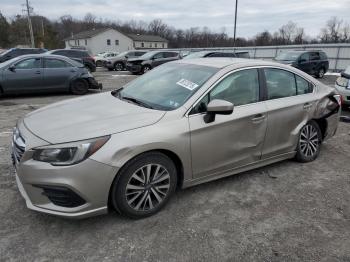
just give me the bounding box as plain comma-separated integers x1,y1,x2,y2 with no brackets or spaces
2,0,350,37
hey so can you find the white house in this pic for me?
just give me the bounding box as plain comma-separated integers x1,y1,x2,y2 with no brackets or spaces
64,28,168,55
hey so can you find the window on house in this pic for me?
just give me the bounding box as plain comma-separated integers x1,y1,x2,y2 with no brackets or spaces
77,40,80,46
162,43,164,48
141,42,144,48
155,43,157,48
107,39,111,45
85,39,87,45
115,40,119,45
150,43,152,48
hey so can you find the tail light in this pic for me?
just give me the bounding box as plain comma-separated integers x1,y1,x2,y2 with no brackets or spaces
333,94,342,106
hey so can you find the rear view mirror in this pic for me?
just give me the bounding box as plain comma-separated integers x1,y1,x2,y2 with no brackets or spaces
204,99,234,123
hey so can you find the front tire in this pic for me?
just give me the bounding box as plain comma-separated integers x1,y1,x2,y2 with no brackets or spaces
96,60,103,67
111,152,177,219
295,120,322,162
70,79,89,95
114,62,124,71
142,65,152,74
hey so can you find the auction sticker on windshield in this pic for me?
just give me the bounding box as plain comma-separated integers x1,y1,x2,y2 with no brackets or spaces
176,79,199,91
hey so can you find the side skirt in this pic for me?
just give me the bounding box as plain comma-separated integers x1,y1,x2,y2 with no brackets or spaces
182,151,296,189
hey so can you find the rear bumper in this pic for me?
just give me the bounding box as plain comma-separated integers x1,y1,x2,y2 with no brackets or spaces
87,77,102,90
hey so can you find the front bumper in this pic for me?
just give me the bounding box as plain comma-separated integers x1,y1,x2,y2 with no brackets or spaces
11,126,118,219
126,63,142,73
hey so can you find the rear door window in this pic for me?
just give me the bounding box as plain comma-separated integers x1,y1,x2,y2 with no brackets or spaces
295,75,313,95
310,52,320,61
264,68,297,99
44,58,70,68
299,53,310,62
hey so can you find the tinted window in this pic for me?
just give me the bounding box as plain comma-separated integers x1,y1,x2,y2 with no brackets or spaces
296,75,313,95
320,52,328,60
310,52,320,61
65,50,87,58
52,50,67,56
265,68,296,99
45,58,69,68
299,53,310,61
153,52,164,59
135,52,146,56
165,52,178,58
15,58,41,69
235,52,250,58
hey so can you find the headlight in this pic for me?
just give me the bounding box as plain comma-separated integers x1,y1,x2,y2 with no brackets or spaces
33,136,110,166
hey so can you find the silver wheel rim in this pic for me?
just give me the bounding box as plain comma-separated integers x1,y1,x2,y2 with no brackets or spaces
115,63,123,71
319,69,324,77
143,67,150,72
300,124,319,157
126,164,170,211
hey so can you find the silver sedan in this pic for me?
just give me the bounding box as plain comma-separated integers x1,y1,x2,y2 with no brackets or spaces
12,58,341,219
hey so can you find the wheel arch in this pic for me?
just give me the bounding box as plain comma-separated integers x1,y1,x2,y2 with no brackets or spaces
107,149,185,211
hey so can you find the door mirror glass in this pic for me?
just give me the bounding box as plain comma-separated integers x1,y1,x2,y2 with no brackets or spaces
8,65,16,71
204,99,234,123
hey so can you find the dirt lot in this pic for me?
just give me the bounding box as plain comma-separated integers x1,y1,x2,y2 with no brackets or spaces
0,70,349,261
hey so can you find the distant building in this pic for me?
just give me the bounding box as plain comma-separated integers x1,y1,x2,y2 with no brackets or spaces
64,28,168,55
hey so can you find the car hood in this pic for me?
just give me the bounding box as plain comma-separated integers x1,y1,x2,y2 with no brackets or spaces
24,92,165,144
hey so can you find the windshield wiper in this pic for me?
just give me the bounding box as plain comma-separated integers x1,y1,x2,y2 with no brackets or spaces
121,95,154,109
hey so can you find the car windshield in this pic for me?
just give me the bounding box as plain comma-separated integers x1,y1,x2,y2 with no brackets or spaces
275,51,302,61
116,63,219,110
138,51,159,60
183,51,210,59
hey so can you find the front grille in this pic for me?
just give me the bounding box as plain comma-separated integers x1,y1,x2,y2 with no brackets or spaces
11,128,26,167
34,185,86,208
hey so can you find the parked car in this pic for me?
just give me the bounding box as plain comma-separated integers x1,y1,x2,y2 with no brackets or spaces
0,48,47,63
335,65,350,108
184,50,250,59
104,50,147,71
126,50,180,74
0,54,101,96
46,49,96,72
275,50,329,78
94,52,119,67
12,58,341,219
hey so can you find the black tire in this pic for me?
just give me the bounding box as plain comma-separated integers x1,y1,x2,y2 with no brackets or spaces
114,62,124,71
96,60,103,67
111,152,177,219
142,65,152,74
107,68,113,71
70,79,89,95
295,120,322,163
316,67,325,78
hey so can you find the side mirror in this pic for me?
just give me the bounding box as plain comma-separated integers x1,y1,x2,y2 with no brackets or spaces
8,65,16,72
204,99,234,123
125,55,128,59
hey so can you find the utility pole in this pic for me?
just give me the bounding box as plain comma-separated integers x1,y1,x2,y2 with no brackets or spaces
233,0,238,47
25,0,35,47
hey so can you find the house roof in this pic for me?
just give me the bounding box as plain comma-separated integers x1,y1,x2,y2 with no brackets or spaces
127,34,168,42
63,28,110,40
64,28,168,43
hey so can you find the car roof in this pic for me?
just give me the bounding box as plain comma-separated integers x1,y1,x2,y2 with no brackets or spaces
6,54,77,61
175,58,282,69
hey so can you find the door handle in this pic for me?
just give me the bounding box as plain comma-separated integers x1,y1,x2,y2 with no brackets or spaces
252,114,266,123
303,102,313,109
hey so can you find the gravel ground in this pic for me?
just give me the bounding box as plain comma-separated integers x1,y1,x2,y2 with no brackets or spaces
0,70,349,262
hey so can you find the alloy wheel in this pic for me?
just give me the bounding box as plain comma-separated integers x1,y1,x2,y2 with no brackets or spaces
125,164,170,211
318,68,325,78
115,63,123,71
299,124,320,157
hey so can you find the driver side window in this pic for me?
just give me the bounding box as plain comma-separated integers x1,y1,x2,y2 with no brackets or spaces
15,58,41,69
190,69,260,114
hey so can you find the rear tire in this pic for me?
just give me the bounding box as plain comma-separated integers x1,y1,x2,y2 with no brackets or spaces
110,152,177,219
316,68,325,78
295,120,322,163
114,62,124,71
70,79,89,95
96,60,103,67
